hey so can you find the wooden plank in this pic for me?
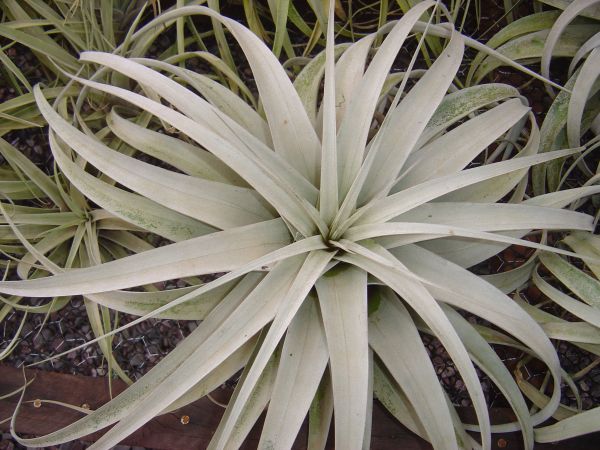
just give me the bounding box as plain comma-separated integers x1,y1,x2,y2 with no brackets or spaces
1,364,599,449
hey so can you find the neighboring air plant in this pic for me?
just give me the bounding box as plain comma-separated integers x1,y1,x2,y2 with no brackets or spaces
1,2,599,449
464,0,600,194
510,231,600,443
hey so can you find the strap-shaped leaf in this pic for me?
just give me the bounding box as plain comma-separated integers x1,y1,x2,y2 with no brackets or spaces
393,202,591,232
335,1,437,197
340,245,491,450
442,306,534,450
419,83,521,147
358,31,465,204
352,148,581,228
420,112,539,204
540,251,600,307
390,244,562,428
567,47,600,148
373,359,429,441
87,255,311,449
207,7,322,183
345,221,593,260
307,373,334,450
315,264,369,449
473,26,598,84
564,231,600,279
80,50,319,206
0,218,291,297
210,343,279,449
535,406,600,443
396,99,529,188
294,44,350,125
319,0,338,223
36,86,274,230
533,264,600,327
125,5,321,183
161,337,258,414
86,275,260,320
541,0,600,93
55,72,320,237
11,273,267,447
369,287,457,450
465,11,562,85
133,58,273,147
259,295,329,449
47,132,213,242
210,250,334,449
106,109,245,185
333,35,376,127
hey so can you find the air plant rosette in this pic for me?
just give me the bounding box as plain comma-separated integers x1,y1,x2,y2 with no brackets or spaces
1,2,600,449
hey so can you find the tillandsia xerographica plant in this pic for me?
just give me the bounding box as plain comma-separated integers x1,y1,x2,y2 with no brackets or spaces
2,1,600,449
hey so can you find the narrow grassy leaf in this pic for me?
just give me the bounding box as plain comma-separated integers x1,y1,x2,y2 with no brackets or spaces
0,23,79,73
0,137,67,210
16,226,77,279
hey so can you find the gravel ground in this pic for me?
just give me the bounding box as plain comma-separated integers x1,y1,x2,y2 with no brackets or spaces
1,299,194,380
